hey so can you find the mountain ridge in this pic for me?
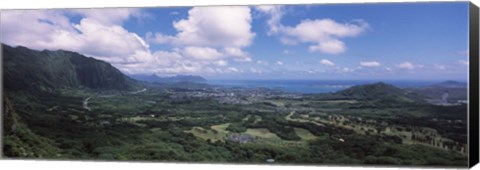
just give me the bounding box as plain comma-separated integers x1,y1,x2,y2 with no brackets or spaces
2,44,139,92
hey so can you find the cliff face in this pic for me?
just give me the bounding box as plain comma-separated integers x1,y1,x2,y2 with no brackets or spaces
2,44,139,92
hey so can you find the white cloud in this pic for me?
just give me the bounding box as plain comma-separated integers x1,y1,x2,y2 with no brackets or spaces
1,9,149,66
1,9,241,76
256,60,269,65
360,61,381,67
181,46,223,61
1,7,261,76
72,18,149,58
309,39,346,54
223,47,252,62
227,67,242,73
285,19,368,42
145,32,175,44
254,5,283,35
396,62,415,70
257,7,368,55
144,6,256,73
285,19,367,54
320,59,335,66
214,60,228,67
276,61,284,65
279,37,298,45
457,60,469,66
149,6,254,48
1,10,77,50
434,64,446,70
72,8,142,26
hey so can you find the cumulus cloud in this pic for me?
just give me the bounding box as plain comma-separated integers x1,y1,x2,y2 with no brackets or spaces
145,32,175,44
223,47,252,62
276,61,284,65
1,7,255,76
320,59,335,66
72,8,142,26
256,6,368,55
396,62,415,70
360,61,381,67
181,46,224,61
1,9,149,66
284,19,368,42
146,7,255,49
309,39,346,54
255,5,284,35
285,19,368,54
170,7,255,47
1,10,78,51
144,6,256,74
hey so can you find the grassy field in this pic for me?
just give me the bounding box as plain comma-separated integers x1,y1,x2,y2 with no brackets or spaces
186,121,323,149
244,128,281,139
184,127,226,142
294,128,319,141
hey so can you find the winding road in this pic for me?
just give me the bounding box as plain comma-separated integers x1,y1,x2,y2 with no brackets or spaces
83,97,91,111
130,88,147,94
81,88,147,111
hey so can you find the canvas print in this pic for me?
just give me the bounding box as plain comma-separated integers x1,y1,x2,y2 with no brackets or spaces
1,2,470,167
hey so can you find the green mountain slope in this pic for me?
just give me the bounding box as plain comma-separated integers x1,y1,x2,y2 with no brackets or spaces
3,94,61,158
2,44,139,92
409,81,467,102
335,82,425,105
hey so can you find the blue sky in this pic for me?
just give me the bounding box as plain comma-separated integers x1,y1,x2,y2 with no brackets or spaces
0,2,470,80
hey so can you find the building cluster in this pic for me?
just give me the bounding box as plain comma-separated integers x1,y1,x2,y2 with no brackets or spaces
167,87,303,105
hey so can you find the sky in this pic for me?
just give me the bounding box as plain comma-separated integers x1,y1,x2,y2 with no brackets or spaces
0,2,470,80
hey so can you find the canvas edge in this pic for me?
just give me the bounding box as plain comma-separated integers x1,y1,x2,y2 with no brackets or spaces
469,1,480,168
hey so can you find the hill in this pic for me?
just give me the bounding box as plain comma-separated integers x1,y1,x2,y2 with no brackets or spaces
335,82,425,105
2,44,139,92
409,80,467,102
130,74,206,84
433,80,467,88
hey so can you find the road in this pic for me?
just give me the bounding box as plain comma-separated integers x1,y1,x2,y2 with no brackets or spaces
83,97,91,111
130,88,147,94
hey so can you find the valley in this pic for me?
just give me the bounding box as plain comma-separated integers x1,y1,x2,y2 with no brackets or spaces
3,82,468,166
2,44,468,166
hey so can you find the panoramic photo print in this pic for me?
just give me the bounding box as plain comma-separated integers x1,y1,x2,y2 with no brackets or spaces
1,2,470,167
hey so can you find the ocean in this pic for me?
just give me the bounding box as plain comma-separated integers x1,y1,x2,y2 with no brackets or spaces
206,79,453,94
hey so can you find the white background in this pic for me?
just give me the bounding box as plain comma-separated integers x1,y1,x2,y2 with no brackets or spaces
0,0,479,170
